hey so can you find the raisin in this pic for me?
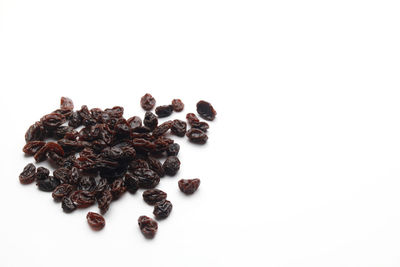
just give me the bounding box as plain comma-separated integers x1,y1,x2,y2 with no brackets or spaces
178,179,200,194
97,190,112,214
143,111,158,130
25,121,46,142
155,105,173,118
34,142,65,162
40,113,66,130
146,156,165,177
171,119,187,137
124,174,139,193
127,116,142,129
52,184,74,201
196,100,217,121
61,197,76,213
78,176,97,191
186,128,208,144
54,126,76,139
153,200,173,219
70,190,96,208
60,97,74,110
87,212,105,230
162,156,180,176
53,167,72,183
192,121,209,132
138,216,158,238
133,168,160,189
129,159,150,171
23,141,46,155
34,167,50,181
171,99,184,112
68,111,82,128
110,179,126,199
152,121,173,138
37,176,60,192
166,143,180,156
140,93,156,110
19,163,36,184
142,189,167,205
186,113,200,126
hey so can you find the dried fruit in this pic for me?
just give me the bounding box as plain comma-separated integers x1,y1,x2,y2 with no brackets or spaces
37,176,60,192
124,173,139,193
171,99,184,112
52,184,74,201
133,168,160,189
19,163,36,184
196,100,217,121
138,216,158,238
140,93,156,110
155,105,173,118
87,212,105,230
25,122,45,142
153,200,173,219
142,189,167,205
70,190,95,208
61,197,76,213
60,97,74,110
23,141,46,155
178,179,200,194
166,143,180,156
171,119,187,137
143,111,158,130
162,156,180,176
186,128,208,144
97,190,112,214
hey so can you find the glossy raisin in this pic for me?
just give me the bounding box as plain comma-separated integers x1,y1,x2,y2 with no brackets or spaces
171,99,184,112
34,167,50,181
178,179,201,194
53,167,72,183
196,100,217,121
146,156,165,177
60,97,74,110
155,105,173,118
19,163,36,184
52,184,74,201
152,121,173,137
40,113,66,130
61,197,76,213
153,200,173,219
110,179,126,199
127,116,142,129
186,113,200,126
25,121,46,142
87,212,105,230
124,173,139,193
166,143,180,156
70,190,96,208
171,119,187,137
133,168,160,189
186,128,208,144
143,111,158,131
142,189,167,205
97,190,113,214
162,156,180,176
37,176,60,192
140,93,156,110
23,141,46,155
138,216,158,238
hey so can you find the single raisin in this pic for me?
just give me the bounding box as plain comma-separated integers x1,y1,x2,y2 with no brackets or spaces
53,167,72,183
186,113,200,126
162,156,180,176
37,176,60,192
171,99,184,112
146,156,165,177
60,96,74,110
68,111,82,128
97,190,113,214
186,128,208,144
87,212,105,230
196,100,217,121
127,116,142,129
133,168,160,189
155,105,173,118
140,93,156,111
70,190,96,208
192,121,209,132
40,113,66,130
138,216,158,238
19,163,36,184
178,179,201,194
152,121,173,137
34,167,50,181
171,119,187,137
23,141,46,155
61,197,76,213
153,199,173,219
142,189,167,205
166,143,180,156
52,184,74,201
125,174,139,193
143,111,158,131
25,121,46,142
110,179,126,199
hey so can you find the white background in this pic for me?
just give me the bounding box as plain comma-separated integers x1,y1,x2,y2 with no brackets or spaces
1,1,400,266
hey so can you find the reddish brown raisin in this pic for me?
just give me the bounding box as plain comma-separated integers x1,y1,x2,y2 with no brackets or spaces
196,100,217,121
52,184,74,201
162,156,180,176
23,141,46,155
153,200,173,219
25,121,46,142
186,113,200,126
142,189,167,205
138,216,158,238
178,179,201,194
97,190,113,214
155,105,173,118
60,97,74,110
19,163,36,184
87,212,105,230
140,93,156,110
133,168,160,189
171,120,187,137
166,143,180,156
143,111,158,130
61,196,76,213
70,190,96,208
171,99,184,112
186,128,208,144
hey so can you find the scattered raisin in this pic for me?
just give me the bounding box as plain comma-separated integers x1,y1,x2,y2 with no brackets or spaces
60,97,74,110
133,168,160,189
142,189,167,205
153,200,173,219
87,212,105,230
166,143,180,156
124,173,139,193
140,93,156,110
171,119,187,137
23,141,46,155
25,122,46,142
171,99,184,112
97,190,113,214
19,163,36,184
52,184,74,201
138,216,158,238
143,111,158,130
186,128,208,144
163,156,180,176
61,197,76,213
155,105,173,118
37,176,60,192
196,100,217,121
178,179,200,194
34,167,50,181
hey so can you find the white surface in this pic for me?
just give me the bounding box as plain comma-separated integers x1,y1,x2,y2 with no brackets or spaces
1,1,400,266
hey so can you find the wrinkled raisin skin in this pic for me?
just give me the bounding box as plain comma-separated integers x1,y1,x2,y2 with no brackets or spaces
87,212,105,230
142,189,167,205
171,120,187,137
153,199,173,219
140,93,156,111
186,128,208,144
138,216,158,238
19,163,36,184
162,156,180,176
171,99,184,112
178,179,201,194
61,197,76,213
196,100,217,121
155,105,173,118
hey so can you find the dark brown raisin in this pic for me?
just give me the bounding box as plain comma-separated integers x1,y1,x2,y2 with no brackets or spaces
60,96,74,110
52,184,74,201
68,111,82,128
97,190,112,214
162,156,180,176
40,113,66,130
19,163,36,184
186,128,208,144
178,179,200,194
34,142,65,162
133,168,160,189
152,121,173,137
186,113,200,126
129,159,150,171
25,121,46,142
142,189,167,205
171,99,184,112
110,179,126,199
166,143,180,156
171,119,187,137
196,100,217,121
34,167,49,181
143,111,158,130
53,167,72,183
155,105,173,118
140,93,156,110
70,190,96,208
23,141,46,155
125,173,139,193
127,116,142,129
61,196,76,213
146,156,165,177
192,121,209,132
153,200,173,219
37,176,60,192
87,212,105,230
138,216,158,238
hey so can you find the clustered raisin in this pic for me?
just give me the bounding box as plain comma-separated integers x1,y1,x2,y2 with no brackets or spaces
20,94,214,238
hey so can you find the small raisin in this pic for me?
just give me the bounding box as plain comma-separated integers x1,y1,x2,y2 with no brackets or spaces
142,189,167,205
162,156,180,176
37,176,60,192
60,96,74,110
138,216,158,238
171,99,184,112
153,200,173,219
34,167,50,181
171,120,187,137
97,190,113,214
19,163,36,184
61,196,76,213
196,100,217,121
87,212,105,230
23,141,46,155
155,105,173,118
140,93,156,110
186,128,208,144
52,184,74,201
178,179,201,194
143,111,158,131
133,168,160,189
166,143,180,156
125,173,139,194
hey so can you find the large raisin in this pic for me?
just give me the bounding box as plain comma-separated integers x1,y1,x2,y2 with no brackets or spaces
87,212,105,230
162,156,180,176
34,167,50,181
70,190,96,208
133,168,160,189
186,128,208,144
53,167,72,183
138,216,158,238
146,156,165,177
140,93,156,110
155,105,173,118
19,163,36,184
196,100,217,121
153,200,173,219
110,179,126,199
152,121,173,137
40,113,66,130
25,121,46,142
37,176,60,192
142,189,167,205
178,179,201,194
171,99,184,112
68,111,82,128
166,143,180,156
97,190,112,214
23,141,46,155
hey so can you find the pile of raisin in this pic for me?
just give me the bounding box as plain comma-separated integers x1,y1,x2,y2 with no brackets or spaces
20,94,216,238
